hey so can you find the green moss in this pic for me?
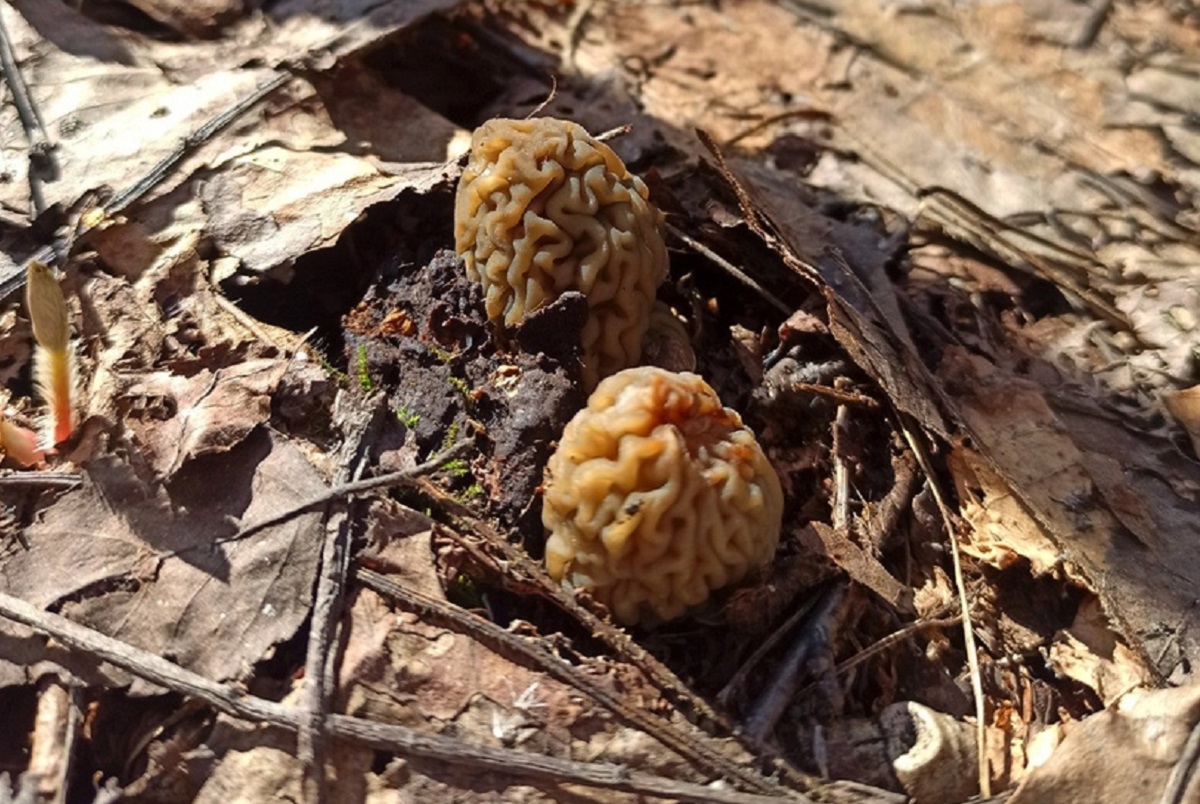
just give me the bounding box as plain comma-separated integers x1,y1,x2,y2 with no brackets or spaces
442,458,470,477
448,375,471,403
354,344,373,392
397,407,421,428
441,420,460,451
313,349,348,386
428,343,455,364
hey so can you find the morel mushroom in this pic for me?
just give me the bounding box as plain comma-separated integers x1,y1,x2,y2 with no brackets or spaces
543,366,784,624
454,117,668,389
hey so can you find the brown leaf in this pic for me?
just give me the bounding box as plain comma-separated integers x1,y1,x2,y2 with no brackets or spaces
940,345,1200,682
0,430,325,687
1010,685,1200,804
1,1,464,287
123,360,281,477
1165,385,1200,457
948,444,1073,577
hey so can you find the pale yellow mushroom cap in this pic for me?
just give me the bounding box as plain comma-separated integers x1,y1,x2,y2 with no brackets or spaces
543,367,784,624
454,117,668,390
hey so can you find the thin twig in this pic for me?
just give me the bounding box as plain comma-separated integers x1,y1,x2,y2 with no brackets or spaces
354,563,794,798
790,615,962,705
227,439,474,542
298,399,387,803
0,590,802,804
831,405,850,532
724,108,834,150
27,676,80,804
0,72,292,301
418,492,817,795
666,223,791,314
594,123,632,143
898,416,990,797
717,593,821,710
743,583,847,744
106,71,292,216
1161,717,1200,804
562,0,597,70
212,295,308,356
790,383,878,407
0,10,54,216
0,472,82,489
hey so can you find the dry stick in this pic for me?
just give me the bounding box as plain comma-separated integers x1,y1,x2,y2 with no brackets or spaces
717,591,822,710
743,583,847,745
1161,718,1200,804
0,472,81,489
27,677,80,804
421,490,813,796
420,485,729,727
562,0,597,70
734,407,852,738
724,109,835,150
212,295,308,355
789,383,878,408
0,71,292,301
356,553,789,798
0,11,54,216
297,401,387,804
896,418,989,797
695,129,977,791
832,615,962,682
106,71,290,216
0,590,801,804
831,405,850,532
789,616,962,706
726,408,850,730
666,224,792,315
227,439,474,542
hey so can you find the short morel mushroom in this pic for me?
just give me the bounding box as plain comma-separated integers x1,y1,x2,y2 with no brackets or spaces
454,117,668,389
542,366,784,624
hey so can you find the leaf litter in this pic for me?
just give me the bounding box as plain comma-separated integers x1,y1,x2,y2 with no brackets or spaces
0,0,1199,802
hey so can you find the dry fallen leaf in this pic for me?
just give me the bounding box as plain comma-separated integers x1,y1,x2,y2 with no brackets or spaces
0,431,325,687
122,360,281,477
1010,684,1200,804
1165,385,1200,457
939,345,1200,683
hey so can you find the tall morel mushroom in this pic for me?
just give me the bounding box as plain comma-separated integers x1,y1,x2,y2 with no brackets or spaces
454,117,668,389
543,366,784,624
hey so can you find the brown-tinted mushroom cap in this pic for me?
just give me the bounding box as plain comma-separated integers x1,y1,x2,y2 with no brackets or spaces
543,367,784,624
454,117,668,389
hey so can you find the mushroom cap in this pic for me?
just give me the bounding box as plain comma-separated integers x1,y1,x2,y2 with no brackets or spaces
543,366,784,624
454,117,668,390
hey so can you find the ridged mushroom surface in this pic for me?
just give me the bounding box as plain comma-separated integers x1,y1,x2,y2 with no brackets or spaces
454,117,668,389
543,367,784,624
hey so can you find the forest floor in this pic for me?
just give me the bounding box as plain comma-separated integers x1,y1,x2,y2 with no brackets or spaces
0,1,1198,802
